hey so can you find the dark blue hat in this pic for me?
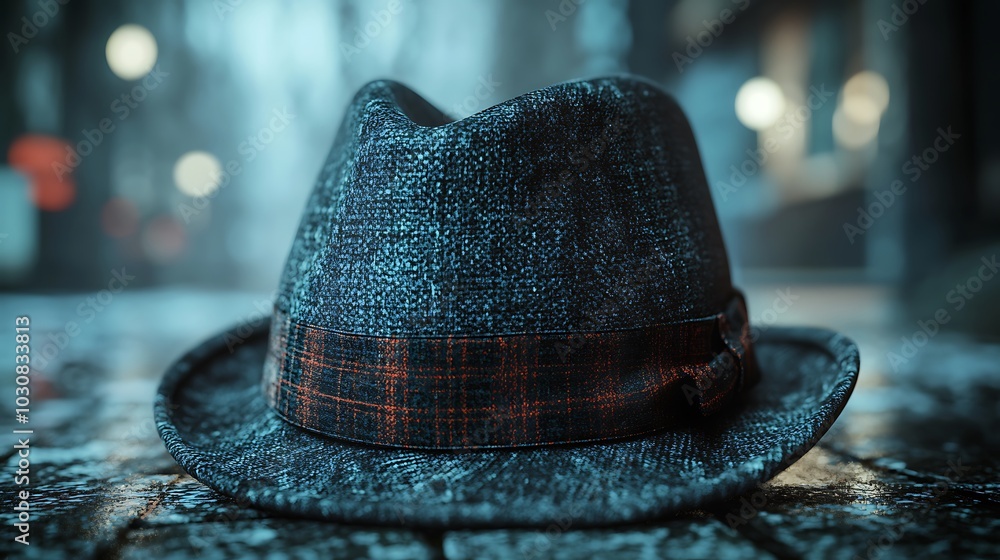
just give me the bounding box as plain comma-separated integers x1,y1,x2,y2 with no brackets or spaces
156,76,858,527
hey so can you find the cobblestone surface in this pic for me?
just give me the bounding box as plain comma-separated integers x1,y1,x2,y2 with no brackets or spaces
0,289,996,559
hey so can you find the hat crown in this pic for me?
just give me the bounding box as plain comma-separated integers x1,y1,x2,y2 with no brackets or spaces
275,77,732,337
262,77,757,449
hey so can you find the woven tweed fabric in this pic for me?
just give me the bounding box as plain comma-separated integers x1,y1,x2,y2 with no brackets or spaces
155,76,861,526
155,323,858,527
274,77,732,337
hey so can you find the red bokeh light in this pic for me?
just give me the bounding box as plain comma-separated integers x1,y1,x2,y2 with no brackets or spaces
142,216,187,262
101,197,140,238
7,134,77,212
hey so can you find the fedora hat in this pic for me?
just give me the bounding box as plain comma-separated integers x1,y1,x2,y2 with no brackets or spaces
155,76,859,527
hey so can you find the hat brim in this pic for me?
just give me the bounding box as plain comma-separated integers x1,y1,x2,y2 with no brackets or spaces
155,322,858,528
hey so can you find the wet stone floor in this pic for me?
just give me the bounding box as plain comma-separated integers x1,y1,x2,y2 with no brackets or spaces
0,289,997,559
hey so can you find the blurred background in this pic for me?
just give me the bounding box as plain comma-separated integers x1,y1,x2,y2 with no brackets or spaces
0,0,998,334
1,3,1000,554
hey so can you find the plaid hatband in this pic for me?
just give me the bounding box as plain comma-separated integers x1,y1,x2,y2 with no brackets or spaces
261,293,757,450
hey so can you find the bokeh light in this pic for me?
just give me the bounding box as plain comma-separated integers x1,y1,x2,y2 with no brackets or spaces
101,197,140,238
735,77,787,131
106,24,158,80
7,134,77,212
833,107,880,149
30,175,76,211
841,71,890,125
173,151,223,197
0,168,37,276
8,134,68,169
142,216,186,263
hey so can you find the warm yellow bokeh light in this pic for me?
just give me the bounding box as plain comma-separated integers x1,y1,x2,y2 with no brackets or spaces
106,24,158,80
833,107,880,149
842,71,890,125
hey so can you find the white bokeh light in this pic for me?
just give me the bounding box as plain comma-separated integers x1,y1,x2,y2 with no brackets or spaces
841,71,890,125
173,151,223,197
735,77,787,131
106,24,158,80
833,107,880,149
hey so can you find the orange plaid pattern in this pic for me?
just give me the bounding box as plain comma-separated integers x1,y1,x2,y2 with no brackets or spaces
262,294,756,449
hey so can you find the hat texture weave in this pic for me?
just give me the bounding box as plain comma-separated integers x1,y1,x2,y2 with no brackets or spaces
156,76,859,527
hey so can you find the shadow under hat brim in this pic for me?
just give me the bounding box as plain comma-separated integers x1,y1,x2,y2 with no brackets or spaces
155,322,858,528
